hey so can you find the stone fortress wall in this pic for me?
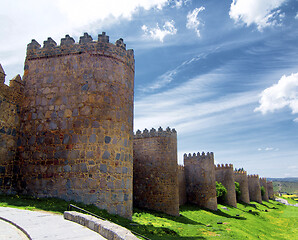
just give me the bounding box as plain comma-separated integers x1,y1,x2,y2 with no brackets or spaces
234,170,250,204
14,32,134,218
260,177,269,202
184,152,217,210
133,127,179,216
178,165,187,206
215,164,237,208
248,175,262,203
0,30,273,218
0,66,23,193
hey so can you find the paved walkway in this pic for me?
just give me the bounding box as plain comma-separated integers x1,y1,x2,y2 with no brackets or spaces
0,207,106,240
275,197,298,207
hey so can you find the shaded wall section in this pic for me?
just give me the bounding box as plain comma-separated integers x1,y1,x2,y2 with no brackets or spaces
178,165,187,206
267,181,274,199
234,171,250,204
260,178,269,202
133,127,179,216
248,175,262,203
184,152,217,210
0,66,23,193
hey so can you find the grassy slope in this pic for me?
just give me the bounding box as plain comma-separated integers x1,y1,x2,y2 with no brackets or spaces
0,194,297,240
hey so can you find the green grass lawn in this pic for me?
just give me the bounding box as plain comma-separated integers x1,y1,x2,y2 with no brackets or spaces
0,194,297,240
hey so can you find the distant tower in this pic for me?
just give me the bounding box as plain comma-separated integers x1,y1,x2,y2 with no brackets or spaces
248,175,262,203
0,64,5,84
234,170,250,204
16,32,134,218
260,178,269,202
215,164,237,208
133,127,179,216
184,152,217,210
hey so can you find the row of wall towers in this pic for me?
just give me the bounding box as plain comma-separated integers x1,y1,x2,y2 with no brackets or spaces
0,32,274,219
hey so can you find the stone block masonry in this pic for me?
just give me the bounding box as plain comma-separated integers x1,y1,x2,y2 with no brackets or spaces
267,181,274,199
184,152,217,210
133,127,179,216
15,32,134,219
234,171,250,204
0,65,24,193
215,164,237,208
178,165,187,206
260,178,269,202
248,175,262,203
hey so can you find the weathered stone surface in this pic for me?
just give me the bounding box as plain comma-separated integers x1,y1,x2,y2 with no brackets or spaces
184,152,217,210
0,70,23,193
13,32,134,219
133,127,179,216
178,165,187,206
248,175,262,203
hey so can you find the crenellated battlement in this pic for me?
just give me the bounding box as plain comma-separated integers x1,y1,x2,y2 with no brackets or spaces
234,170,247,175
25,32,134,71
178,165,184,171
183,152,214,162
134,127,176,139
215,163,233,169
260,177,267,181
248,174,259,178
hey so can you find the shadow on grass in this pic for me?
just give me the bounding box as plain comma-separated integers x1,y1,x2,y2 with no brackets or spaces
181,203,246,220
211,208,247,220
134,207,204,225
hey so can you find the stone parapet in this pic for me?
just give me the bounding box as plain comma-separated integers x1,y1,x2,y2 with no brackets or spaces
134,127,176,139
25,32,134,72
64,211,138,240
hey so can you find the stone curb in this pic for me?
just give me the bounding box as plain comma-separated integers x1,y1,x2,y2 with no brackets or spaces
0,216,32,240
64,211,139,240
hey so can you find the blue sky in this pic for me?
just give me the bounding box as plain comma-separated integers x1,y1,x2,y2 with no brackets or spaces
1,0,298,178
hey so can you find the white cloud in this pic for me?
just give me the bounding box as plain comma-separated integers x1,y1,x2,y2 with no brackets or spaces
254,73,298,116
229,0,287,31
0,0,171,81
295,12,298,19
172,0,191,9
57,0,169,27
186,7,205,37
142,20,177,42
257,147,279,151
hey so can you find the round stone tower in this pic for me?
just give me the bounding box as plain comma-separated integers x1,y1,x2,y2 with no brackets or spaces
16,32,134,218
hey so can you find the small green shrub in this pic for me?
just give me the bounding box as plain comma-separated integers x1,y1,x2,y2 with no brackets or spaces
216,181,227,203
235,181,241,200
261,186,266,196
